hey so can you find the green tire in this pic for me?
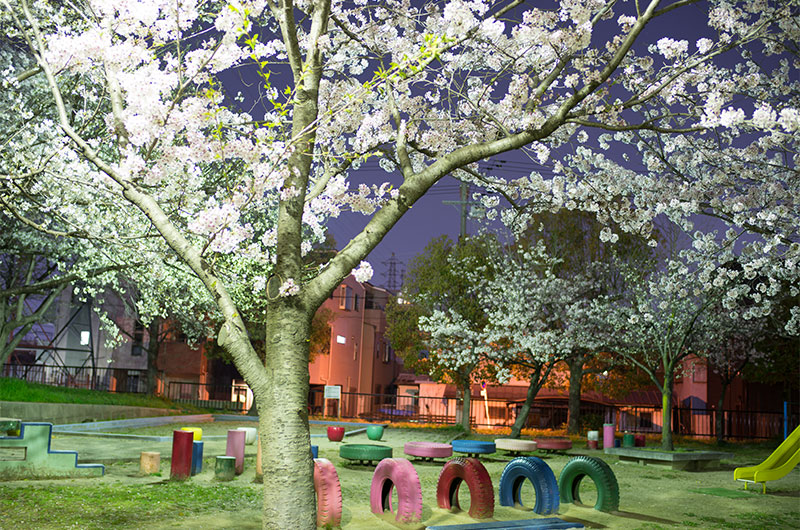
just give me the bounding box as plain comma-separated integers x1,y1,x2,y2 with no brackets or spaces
340,444,393,463
558,455,620,512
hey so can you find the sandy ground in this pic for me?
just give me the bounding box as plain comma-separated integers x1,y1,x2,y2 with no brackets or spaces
12,420,800,528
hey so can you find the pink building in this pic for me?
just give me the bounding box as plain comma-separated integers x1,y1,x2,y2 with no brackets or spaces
308,276,402,416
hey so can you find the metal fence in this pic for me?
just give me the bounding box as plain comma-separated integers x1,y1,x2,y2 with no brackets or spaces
309,389,797,440
614,404,798,440
309,389,612,431
2,363,151,394
164,381,247,412
4,363,795,440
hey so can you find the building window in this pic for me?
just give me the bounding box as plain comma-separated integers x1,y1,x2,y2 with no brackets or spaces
354,293,359,311
131,322,144,356
338,285,353,310
383,344,392,364
693,363,707,383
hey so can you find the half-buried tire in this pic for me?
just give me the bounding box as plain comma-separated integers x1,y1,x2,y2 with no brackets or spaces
451,439,496,455
498,457,559,515
436,457,494,519
370,458,423,524
558,455,620,512
339,444,392,464
314,458,343,527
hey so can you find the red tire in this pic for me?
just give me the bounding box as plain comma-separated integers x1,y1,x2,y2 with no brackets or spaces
436,457,494,519
314,458,343,528
404,442,453,459
369,458,423,524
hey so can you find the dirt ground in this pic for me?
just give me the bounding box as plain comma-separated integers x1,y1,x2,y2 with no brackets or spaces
8,420,800,529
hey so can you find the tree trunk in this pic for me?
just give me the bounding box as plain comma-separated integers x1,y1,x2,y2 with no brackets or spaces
661,373,674,451
146,319,161,396
259,302,316,530
567,356,584,435
461,380,472,432
716,383,728,445
510,376,541,438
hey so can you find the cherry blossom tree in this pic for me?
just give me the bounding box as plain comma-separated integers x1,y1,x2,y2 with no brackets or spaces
0,218,141,365
601,250,731,450
1,0,796,527
518,210,654,434
466,238,611,437
702,313,767,444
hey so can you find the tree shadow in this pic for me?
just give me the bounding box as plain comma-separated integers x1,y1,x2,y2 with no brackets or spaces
610,510,680,525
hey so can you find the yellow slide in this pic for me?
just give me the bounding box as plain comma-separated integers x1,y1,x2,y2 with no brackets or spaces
734,425,800,493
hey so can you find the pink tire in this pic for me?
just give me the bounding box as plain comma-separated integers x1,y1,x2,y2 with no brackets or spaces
535,437,573,451
436,457,494,519
404,442,453,459
370,458,423,524
314,458,343,528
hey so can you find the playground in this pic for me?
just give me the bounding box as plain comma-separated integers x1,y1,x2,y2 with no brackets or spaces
0,416,798,529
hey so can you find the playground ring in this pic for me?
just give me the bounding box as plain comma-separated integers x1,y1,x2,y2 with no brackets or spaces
534,437,573,451
313,458,343,527
370,458,423,524
498,456,560,515
404,442,453,460
451,439,496,457
436,457,494,519
339,444,392,464
558,456,620,512
495,438,538,454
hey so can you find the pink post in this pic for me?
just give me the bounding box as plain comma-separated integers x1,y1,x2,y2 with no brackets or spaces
603,423,615,450
226,429,246,475
170,430,194,480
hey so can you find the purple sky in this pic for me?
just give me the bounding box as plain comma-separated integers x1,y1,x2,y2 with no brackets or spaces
221,2,743,291
326,157,549,291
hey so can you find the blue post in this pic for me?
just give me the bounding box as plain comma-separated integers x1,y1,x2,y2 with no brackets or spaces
191,441,204,475
784,401,789,440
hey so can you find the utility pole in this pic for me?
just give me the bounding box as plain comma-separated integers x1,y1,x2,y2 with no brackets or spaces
443,181,483,239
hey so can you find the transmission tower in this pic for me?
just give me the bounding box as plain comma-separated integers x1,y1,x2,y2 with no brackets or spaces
381,253,403,292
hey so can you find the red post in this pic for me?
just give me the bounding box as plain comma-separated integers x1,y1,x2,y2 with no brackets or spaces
170,430,194,480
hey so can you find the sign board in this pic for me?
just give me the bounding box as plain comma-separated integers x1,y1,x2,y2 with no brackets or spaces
324,385,341,400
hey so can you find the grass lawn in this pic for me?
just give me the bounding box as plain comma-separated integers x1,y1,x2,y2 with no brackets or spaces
1,417,798,529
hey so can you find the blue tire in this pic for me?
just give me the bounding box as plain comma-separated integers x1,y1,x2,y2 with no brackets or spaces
498,457,559,515
451,440,496,455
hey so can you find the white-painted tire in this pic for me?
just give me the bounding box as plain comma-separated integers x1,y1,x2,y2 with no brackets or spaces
495,438,538,452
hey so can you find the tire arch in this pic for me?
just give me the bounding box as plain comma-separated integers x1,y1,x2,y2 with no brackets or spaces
369,458,423,524
498,456,559,515
436,457,495,519
314,458,343,528
558,455,620,512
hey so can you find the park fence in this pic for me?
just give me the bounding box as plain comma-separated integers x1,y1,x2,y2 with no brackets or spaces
164,381,248,412
3,363,796,440
2,362,152,394
308,389,797,441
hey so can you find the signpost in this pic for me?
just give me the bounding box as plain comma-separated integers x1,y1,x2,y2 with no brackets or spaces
324,385,342,418
480,381,491,425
